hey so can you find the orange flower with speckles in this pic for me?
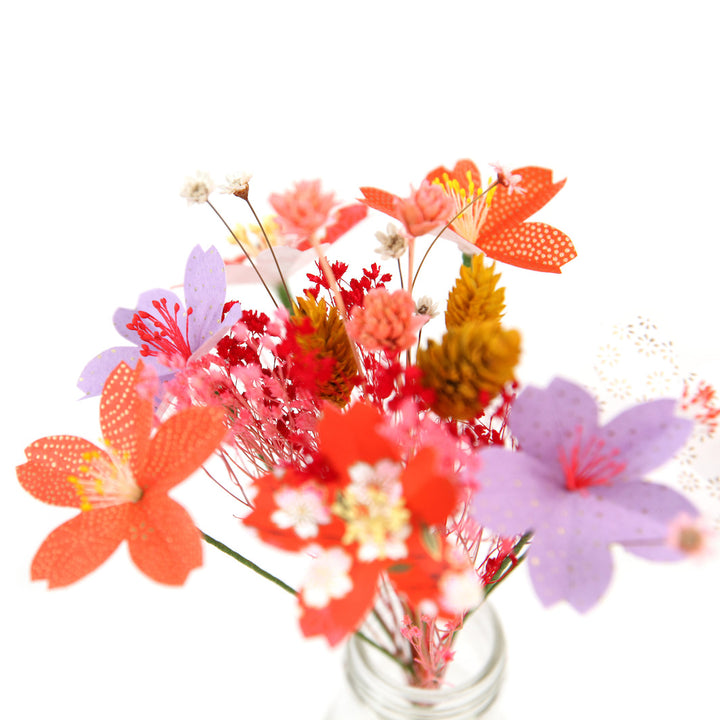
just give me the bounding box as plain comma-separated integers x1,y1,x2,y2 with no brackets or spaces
17,361,227,587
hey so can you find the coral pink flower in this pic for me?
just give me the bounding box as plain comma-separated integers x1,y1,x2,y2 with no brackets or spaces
269,179,336,243
346,288,427,353
17,361,228,587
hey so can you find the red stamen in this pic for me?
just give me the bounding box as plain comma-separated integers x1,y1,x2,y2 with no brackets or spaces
558,425,626,492
126,298,194,365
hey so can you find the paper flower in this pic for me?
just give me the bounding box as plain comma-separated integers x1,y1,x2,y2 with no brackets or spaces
244,402,469,646
78,245,242,398
470,378,698,611
17,361,228,587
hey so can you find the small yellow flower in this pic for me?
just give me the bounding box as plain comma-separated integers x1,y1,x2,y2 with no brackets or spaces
417,320,521,420
291,295,357,407
445,255,505,329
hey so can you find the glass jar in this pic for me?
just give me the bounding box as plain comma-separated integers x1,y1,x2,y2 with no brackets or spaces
325,603,506,720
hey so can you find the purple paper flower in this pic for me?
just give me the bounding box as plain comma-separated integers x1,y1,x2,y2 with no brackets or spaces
470,378,698,612
78,245,242,398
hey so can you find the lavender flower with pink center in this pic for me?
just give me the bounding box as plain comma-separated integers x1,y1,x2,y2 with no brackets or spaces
470,378,698,612
78,245,242,398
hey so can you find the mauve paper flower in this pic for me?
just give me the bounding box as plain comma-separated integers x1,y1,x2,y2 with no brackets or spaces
470,378,698,612
78,245,242,398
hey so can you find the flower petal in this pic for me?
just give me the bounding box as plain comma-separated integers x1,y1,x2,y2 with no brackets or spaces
126,494,202,585
528,532,613,613
322,203,368,245
99,362,153,475
30,505,129,588
601,399,694,480
358,186,403,221
478,222,577,273
510,378,600,467
77,346,148,398
137,405,226,492
402,447,458,526
184,245,236,350
113,288,185,342
480,167,566,238
425,159,482,189
18,436,105,507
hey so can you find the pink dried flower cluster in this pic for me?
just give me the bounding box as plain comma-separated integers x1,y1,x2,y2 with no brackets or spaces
401,614,462,688
346,288,427,353
269,179,337,243
395,180,455,237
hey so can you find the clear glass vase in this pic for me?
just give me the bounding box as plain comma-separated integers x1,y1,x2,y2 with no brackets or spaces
325,603,506,720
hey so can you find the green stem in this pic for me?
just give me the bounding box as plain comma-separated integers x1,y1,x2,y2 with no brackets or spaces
199,530,412,672
483,531,533,599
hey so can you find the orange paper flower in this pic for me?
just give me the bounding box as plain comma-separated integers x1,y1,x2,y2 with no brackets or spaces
361,160,576,273
17,361,227,587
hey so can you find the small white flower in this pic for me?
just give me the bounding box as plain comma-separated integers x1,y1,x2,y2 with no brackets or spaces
180,171,215,204
439,568,482,614
301,547,353,608
221,172,252,199
374,223,407,260
271,486,331,539
415,295,439,319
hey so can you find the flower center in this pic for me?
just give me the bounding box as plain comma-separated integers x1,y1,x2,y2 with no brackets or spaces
333,460,411,561
432,170,495,243
557,426,626,492
126,298,193,367
68,446,143,511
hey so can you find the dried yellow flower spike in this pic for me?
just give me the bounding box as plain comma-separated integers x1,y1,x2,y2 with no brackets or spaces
445,254,506,329
417,320,521,420
291,294,357,407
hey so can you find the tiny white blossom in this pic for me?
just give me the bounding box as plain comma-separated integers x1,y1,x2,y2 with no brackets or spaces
439,568,483,615
180,171,215,204
221,172,252,199
374,223,407,260
271,486,331,539
415,295,439,318
302,547,353,608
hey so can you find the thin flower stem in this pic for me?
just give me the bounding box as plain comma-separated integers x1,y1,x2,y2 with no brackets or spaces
205,200,279,309
200,530,413,672
483,531,532,598
396,257,404,290
244,198,293,309
411,180,498,291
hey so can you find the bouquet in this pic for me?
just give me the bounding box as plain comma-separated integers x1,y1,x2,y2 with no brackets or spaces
16,160,714,693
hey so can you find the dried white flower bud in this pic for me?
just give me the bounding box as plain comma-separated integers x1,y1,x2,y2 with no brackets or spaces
180,171,215,204
221,172,252,200
415,295,439,318
374,223,407,260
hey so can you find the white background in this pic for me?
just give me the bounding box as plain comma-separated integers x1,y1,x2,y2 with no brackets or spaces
2,1,719,718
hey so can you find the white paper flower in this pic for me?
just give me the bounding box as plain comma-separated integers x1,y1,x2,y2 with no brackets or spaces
301,547,353,608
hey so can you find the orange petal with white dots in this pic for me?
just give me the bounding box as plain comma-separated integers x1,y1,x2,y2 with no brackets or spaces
358,186,402,220
30,505,129,588
126,494,202,585
480,222,577,273
138,405,227,493
18,436,106,508
99,362,153,475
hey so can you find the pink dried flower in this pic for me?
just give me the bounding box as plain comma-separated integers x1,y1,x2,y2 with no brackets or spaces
489,163,525,195
347,288,427,353
394,180,455,237
269,179,337,243
666,513,715,558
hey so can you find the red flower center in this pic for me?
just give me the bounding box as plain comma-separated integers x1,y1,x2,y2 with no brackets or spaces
127,298,194,366
557,426,626,492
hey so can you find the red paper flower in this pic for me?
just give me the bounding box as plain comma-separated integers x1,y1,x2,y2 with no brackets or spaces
244,402,470,645
361,160,576,273
17,361,228,587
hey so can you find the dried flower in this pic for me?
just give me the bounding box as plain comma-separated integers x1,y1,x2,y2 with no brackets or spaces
394,180,455,238
221,171,252,199
270,179,337,242
415,296,439,319
291,294,358,407
417,320,521,420
180,171,215,204
347,288,427,353
445,254,505,328
374,223,407,259
489,162,525,195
